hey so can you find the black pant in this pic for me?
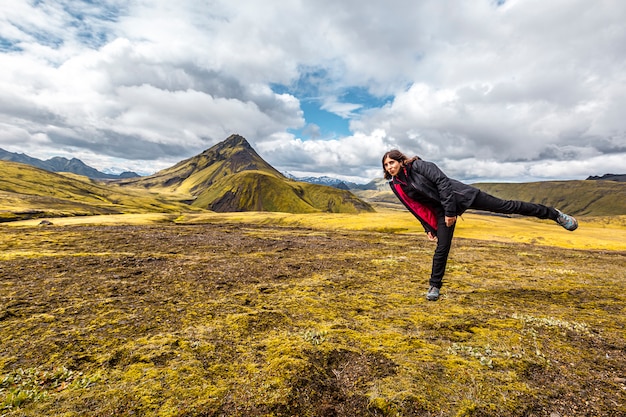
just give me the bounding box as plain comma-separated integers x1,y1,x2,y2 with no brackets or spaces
470,191,558,220
429,191,559,288
430,212,455,288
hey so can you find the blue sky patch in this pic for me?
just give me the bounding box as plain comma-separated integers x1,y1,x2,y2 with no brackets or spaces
290,99,351,139
272,76,392,140
340,86,392,110
0,37,22,53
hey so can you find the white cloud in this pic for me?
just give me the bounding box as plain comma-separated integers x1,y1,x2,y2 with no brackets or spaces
0,0,624,182
320,99,361,119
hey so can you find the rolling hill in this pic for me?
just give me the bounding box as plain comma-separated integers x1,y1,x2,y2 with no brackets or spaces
472,180,626,216
0,147,138,179
115,134,375,214
352,178,626,216
0,161,194,222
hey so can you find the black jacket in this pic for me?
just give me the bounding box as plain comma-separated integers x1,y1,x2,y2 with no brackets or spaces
390,159,480,218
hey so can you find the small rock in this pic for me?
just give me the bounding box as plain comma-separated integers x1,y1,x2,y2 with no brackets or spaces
550,412,561,417
614,377,626,384
39,219,53,226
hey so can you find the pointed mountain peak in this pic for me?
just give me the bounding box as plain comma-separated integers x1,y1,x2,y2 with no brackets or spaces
118,134,283,192
112,134,374,214
200,134,256,159
222,134,251,148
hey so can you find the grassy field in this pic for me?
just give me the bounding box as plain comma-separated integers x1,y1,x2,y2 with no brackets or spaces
1,211,625,416
7,208,626,251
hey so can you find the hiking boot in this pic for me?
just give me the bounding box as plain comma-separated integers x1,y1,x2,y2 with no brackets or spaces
556,210,578,231
426,286,440,301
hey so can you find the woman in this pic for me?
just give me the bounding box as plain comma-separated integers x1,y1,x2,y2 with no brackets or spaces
382,149,578,301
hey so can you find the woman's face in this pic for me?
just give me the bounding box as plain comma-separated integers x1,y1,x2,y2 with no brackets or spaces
383,156,402,177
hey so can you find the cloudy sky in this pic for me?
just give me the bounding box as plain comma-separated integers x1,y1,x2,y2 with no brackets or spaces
1,0,624,183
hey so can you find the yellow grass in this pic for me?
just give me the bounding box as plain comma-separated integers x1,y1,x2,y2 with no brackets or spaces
5,209,626,252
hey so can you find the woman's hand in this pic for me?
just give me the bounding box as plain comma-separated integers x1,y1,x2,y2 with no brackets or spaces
427,231,438,242
445,216,457,227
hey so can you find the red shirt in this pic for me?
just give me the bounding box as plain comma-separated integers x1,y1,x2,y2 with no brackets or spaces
393,182,438,232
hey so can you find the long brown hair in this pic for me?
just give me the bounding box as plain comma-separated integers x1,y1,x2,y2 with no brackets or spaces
382,149,419,180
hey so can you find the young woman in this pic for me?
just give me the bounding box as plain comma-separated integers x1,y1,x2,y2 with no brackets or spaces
382,149,578,301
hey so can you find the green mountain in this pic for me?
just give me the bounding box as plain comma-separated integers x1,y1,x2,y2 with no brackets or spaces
115,134,282,194
193,170,372,213
116,134,375,214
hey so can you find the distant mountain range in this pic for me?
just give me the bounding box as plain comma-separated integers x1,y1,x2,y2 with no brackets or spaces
6,144,624,188
2,135,625,221
0,148,139,179
283,174,378,191
586,174,626,182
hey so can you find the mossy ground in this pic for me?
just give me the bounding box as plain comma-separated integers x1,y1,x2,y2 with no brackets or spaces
1,219,625,416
